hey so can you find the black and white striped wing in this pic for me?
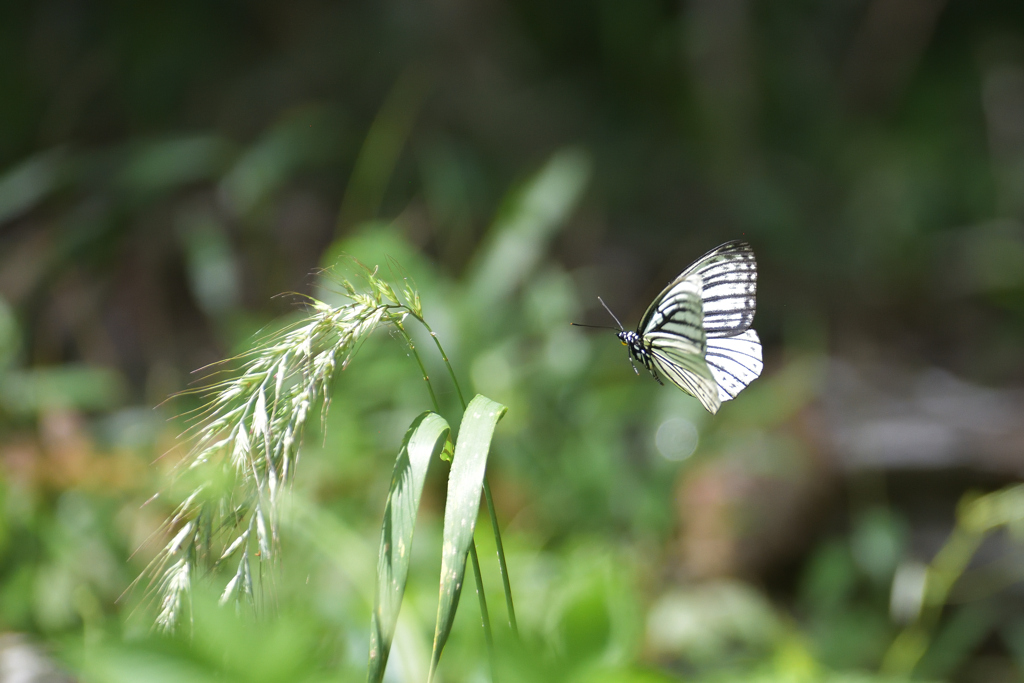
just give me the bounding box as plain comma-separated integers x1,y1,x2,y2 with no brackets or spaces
676,240,757,338
640,276,723,414
705,329,762,403
640,275,706,353
650,345,722,414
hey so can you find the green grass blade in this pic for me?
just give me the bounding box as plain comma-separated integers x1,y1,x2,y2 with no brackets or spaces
368,412,450,683
465,148,591,314
428,395,508,682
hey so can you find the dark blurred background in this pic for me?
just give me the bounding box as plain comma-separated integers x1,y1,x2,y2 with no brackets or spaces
1,1,1024,681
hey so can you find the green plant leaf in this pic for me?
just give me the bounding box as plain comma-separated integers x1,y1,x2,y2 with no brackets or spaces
0,149,67,225
466,147,590,314
368,411,450,683
0,364,126,416
428,394,508,682
439,434,455,463
337,68,428,231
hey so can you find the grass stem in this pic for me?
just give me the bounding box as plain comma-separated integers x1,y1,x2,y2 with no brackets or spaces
410,312,518,634
468,543,495,677
393,313,496,665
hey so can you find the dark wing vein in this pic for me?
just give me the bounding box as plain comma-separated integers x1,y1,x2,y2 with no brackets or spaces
642,240,756,339
649,347,721,414
704,329,763,401
634,242,762,412
640,277,705,348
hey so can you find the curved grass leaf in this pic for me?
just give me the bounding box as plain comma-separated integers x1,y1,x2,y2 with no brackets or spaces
368,411,450,683
466,147,591,314
428,394,508,682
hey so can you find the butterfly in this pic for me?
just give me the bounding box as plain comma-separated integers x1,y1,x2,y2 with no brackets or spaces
583,241,762,414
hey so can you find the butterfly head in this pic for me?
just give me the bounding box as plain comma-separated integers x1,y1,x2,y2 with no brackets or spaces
618,330,640,348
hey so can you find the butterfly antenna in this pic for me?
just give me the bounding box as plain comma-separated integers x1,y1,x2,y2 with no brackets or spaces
569,322,617,330
597,296,625,332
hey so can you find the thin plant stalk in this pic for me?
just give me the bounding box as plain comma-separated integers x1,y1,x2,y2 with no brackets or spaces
392,319,495,653
468,543,495,670
481,482,517,632
392,319,441,413
409,312,518,633
881,485,1024,677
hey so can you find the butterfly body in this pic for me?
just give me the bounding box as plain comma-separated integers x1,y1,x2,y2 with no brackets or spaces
615,240,763,414
618,329,662,383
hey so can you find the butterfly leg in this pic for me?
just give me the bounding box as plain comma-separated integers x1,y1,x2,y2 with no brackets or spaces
649,364,664,385
638,349,664,385
628,354,640,376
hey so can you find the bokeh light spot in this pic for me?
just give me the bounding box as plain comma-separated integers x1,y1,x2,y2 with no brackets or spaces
655,418,699,461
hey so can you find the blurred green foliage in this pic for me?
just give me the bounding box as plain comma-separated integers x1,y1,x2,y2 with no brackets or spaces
1,0,1024,681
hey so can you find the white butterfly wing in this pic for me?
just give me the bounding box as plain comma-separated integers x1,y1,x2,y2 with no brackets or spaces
676,240,757,339
639,276,723,414
641,276,705,353
705,329,762,402
650,347,722,414
635,243,762,413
